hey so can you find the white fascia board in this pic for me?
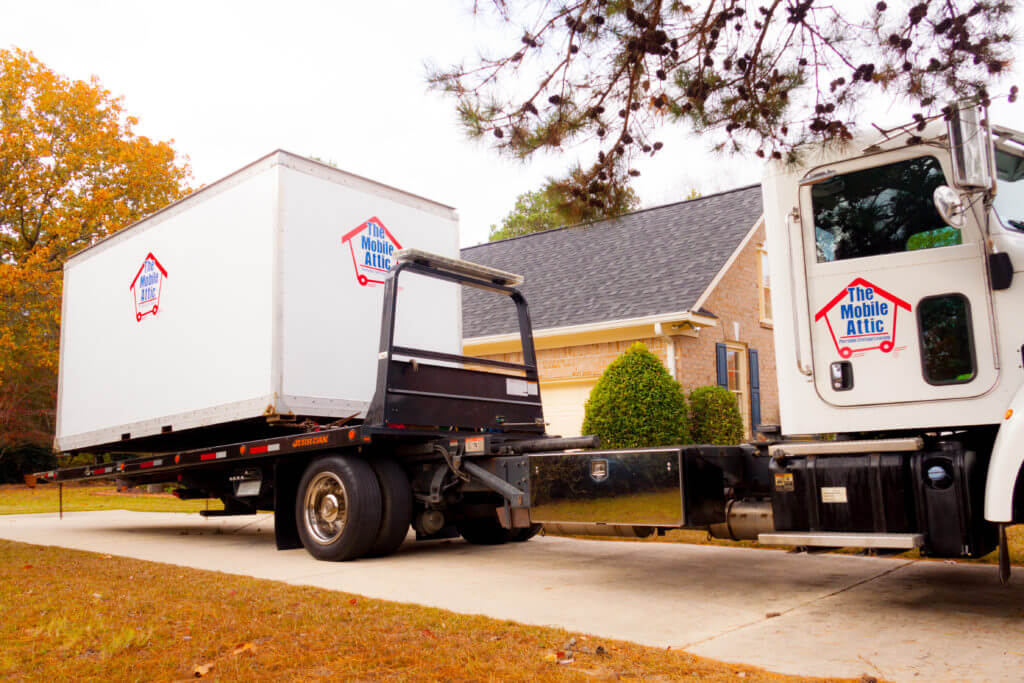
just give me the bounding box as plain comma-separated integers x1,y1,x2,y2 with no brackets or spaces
463,310,718,346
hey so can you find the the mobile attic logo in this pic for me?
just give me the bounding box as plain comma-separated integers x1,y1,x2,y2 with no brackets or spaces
814,278,910,358
129,252,167,322
341,217,402,287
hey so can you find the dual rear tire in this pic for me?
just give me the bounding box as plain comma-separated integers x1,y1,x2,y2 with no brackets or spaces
295,454,412,561
295,454,539,560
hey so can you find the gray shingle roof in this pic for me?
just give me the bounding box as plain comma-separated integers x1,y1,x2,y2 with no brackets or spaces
461,184,763,338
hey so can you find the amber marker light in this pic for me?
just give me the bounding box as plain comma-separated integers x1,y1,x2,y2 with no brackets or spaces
1006,409,1014,420
348,430,356,440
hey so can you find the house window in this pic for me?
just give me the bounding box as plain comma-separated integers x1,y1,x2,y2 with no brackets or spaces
725,344,749,433
757,245,772,324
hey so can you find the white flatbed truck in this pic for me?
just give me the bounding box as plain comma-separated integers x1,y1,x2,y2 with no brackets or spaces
39,105,1024,582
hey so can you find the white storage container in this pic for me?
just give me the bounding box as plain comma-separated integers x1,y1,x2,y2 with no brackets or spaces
55,151,461,452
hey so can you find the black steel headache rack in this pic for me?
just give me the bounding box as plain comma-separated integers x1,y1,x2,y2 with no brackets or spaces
364,249,546,435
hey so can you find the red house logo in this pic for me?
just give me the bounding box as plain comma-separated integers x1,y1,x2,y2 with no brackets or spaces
341,217,402,287
814,278,911,358
129,253,167,322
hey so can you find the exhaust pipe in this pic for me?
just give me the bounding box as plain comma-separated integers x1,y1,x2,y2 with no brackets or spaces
708,500,774,541
542,522,654,538
505,435,600,454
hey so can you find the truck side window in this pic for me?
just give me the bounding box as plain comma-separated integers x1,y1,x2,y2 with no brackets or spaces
812,156,958,263
993,147,1024,231
917,293,975,385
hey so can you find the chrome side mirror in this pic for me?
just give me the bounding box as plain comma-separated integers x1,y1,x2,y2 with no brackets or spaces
947,100,996,190
933,185,966,229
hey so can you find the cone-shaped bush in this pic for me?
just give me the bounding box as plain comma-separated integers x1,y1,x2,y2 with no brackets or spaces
689,385,745,445
581,343,691,449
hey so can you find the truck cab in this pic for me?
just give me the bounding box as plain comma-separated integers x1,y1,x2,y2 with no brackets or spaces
762,105,1024,553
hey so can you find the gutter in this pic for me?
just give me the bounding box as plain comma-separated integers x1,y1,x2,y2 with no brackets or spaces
463,310,717,359
464,310,718,347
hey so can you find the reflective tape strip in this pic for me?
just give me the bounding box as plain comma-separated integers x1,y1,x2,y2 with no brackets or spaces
249,445,267,454
199,451,227,461
267,443,280,452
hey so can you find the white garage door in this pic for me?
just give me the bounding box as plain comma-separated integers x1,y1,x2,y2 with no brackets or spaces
540,380,596,438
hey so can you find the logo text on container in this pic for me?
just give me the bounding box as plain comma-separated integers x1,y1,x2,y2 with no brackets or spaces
341,217,402,287
129,253,168,322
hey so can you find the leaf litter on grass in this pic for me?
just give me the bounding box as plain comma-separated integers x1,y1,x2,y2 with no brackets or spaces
0,539,858,682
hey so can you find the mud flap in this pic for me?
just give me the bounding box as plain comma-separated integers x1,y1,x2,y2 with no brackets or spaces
999,523,1011,586
274,459,304,550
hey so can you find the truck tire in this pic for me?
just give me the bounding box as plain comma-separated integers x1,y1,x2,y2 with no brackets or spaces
456,516,513,545
296,455,382,561
365,458,413,558
509,524,542,542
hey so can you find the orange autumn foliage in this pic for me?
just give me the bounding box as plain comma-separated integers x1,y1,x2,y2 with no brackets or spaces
0,48,191,453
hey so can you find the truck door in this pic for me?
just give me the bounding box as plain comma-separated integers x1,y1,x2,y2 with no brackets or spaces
800,149,998,407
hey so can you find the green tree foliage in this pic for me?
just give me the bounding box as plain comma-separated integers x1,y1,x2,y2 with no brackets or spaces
582,343,690,449
0,48,190,465
489,185,638,241
430,1,1016,218
689,386,745,445
489,188,562,241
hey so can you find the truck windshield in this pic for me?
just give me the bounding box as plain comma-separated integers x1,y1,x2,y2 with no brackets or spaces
812,156,957,263
994,148,1024,231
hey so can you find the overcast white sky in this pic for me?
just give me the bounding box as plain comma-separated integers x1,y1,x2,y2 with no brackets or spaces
1,2,1020,246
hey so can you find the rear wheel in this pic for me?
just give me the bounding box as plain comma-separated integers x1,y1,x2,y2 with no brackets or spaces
366,458,413,558
296,455,382,561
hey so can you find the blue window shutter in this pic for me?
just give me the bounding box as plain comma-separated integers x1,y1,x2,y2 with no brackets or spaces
716,343,728,389
749,348,761,429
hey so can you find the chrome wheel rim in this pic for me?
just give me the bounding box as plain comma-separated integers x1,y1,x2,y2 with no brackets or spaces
304,471,348,545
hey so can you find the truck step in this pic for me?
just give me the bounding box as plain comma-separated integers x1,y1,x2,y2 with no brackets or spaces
758,531,924,549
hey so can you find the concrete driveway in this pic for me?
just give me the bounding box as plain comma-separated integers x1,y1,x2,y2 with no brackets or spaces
2,511,1022,681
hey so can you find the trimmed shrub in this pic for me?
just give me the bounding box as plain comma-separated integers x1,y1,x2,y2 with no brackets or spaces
581,343,690,449
689,385,745,445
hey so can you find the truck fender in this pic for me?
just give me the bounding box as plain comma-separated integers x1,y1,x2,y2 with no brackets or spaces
984,386,1024,522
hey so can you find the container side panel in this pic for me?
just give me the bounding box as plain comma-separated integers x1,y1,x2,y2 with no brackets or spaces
279,165,461,411
56,168,276,446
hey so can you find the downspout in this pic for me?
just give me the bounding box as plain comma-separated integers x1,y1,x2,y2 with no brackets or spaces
654,322,677,380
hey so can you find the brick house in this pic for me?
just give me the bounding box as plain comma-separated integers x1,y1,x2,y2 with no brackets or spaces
461,185,777,439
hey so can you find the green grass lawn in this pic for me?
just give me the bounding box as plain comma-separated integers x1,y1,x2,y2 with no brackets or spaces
0,482,223,516
0,539,846,681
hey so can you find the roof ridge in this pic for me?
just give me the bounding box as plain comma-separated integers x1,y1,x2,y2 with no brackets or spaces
464,182,761,250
